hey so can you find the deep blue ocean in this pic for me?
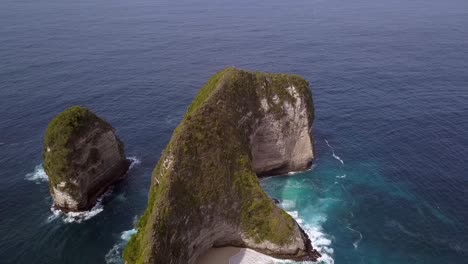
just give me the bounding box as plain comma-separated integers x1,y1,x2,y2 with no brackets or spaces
1,0,467,263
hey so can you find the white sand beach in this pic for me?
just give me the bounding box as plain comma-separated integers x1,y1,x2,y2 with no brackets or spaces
197,247,278,264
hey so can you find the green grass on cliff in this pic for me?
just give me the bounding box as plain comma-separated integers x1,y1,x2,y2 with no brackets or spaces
43,106,103,187
186,70,225,116
123,68,314,263
234,154,295,243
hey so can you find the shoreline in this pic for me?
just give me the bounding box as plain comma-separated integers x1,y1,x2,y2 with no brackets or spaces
196,247,279,264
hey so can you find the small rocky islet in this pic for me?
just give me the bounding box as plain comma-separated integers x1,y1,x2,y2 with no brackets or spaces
43,106,130,212
43,68,319,263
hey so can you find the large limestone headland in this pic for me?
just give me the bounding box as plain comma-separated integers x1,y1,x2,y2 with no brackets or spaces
43,106,130,212
124,68,318,263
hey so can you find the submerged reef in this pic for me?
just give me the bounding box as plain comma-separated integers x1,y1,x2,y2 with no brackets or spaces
124,68,318,263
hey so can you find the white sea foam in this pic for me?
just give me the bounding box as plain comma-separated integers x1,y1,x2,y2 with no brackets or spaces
336,174,346,179
57,205,104,223
114,192,127,202
386,219,420,238
105,244,122,264
287,210,299,218
303,226,333,262
324,139,344,165
34,156,139,223
284,164,316,176
105,225,139,264
121,228,137,241
132,215,139,226
128,156,141,169
25,164,48,183
332,153,344,165
7,140,35,146
277,199,335,264
291,223,335,264
346,226,363,249
49,189,113,223
280,199,296,210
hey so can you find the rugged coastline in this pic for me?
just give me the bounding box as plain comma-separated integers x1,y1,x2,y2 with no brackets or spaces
124,68,319,263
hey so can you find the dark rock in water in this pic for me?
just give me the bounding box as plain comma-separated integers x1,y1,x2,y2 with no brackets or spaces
43,106,130,212
123,68,318,263
272,198,281,204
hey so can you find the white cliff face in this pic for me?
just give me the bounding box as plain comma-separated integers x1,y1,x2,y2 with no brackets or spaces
251,85,314,176
52,187,79,208
52,129,129,211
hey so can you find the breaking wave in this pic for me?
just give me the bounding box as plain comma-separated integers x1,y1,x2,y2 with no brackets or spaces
280,199,296,210
33,156,140,223
48,189,113,223
278,201,335,264
105,225,138,264
127,156,141,169
121,228,137,241
25,164,48,183
324,139,344,165
303,225,335,264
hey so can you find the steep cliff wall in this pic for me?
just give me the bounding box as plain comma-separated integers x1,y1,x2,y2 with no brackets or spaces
251,80,314,176
124,68,317,263
43,106,130,212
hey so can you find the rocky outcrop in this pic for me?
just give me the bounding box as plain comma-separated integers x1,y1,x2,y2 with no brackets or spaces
251,82,315,176
124,68,318,263
43,106,130,212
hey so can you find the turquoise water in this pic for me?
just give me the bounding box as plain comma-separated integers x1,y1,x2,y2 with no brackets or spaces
1,0,467,263
262,137,466,263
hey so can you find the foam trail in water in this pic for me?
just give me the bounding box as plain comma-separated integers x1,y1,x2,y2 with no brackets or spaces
105,245,122,264
105,223,139,264
127,156,141,169
6,140,35,146
287,163,316,176
25,164,48,183
346,226,363,249
324,139,344,165
336,174,346,179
